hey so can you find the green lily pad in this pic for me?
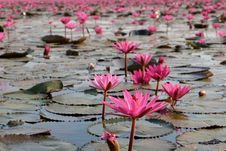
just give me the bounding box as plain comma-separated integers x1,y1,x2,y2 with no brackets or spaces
82,139,176,151
45,103,113,116
88,118,174,138
52,92,102,106
150,112,226,129
177,128,226,146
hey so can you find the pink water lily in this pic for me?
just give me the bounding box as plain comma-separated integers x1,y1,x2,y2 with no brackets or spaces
76,11,88,24
104,90,165,151
147,64,170,95
131,69,151,85
113,41,139,80
162,82,190,109
43,44,51,59
147,25,157,33
134,53,152,69
60,17,71,38
65,21,77,41
3,18,15,28
90,74,120,121
94,25,103,35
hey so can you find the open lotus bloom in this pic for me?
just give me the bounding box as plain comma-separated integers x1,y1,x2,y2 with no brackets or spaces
134,53,152,67
90,74,120,92
60,17,71,25
94,25,103,35
147,64,170,81
113,41,139,54
76,11,88,24
65,21,77,29
131,69,151,85
104,90,166,118
162,82,190,108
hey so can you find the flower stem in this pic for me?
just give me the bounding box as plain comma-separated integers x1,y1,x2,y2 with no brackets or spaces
155,80,160,96
82,24,85,37
125,53,128,82
64,27,67,38
128,118,136,151
102,91,107,121
50,26,52,35
71,29,73,41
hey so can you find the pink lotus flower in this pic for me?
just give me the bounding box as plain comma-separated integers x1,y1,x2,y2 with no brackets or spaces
148,25,157,33
105,90,165,118
158,56,166,64
3,18,15,28
65,21,77,30
195,31,205,38
131,70,151,85
217,30,226,38
90,74,120,92
92,15,100,20
163,15,173,22
147,64,170,81
76,11,88,24
147,64,170,95
60,17,71,25
162,82,190,109
186,14,194,21
212,23,221,29
134,53,152,67
0,32,5,42
90,74,120,120
113,41,138,54
113,41,139,80
104,90,166,151
94,25,103,35
101,131,120,151
198,39,206,45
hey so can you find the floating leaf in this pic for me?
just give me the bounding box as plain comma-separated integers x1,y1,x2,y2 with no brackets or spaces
150,112,226,129
177,128,226,146
178,143,226,151
45,103,113,116
129,29,152,36
0,127,50,137
41,35,69,44
88,118,174,138
82,139,176,151
0,48,34,59
52,92,102,106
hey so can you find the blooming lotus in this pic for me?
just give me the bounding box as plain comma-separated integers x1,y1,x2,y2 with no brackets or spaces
65,21,77,41
94,25,103,35
134,53,152,69
113,41,138,80
147,25,157,33
147,64,170,95
76,11,88,24
212,23,221,29
162,82,190,109
198,39,206,45
90,74,120,120
101,131,120,151
131,69,151,85
60,17,71,38
104,90,165,151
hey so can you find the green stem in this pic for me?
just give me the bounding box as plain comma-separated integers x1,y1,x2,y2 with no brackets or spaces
82,24,85,37
128,118,136,151
155,80,160,96
125,53,128,82
102,91,107,122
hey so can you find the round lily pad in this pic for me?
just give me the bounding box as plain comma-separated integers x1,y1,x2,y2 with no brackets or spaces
178,143,226,151
52,92,102,106
45,103,113,116
82,139,176,151
150,112,226,129
88,118,174,138
177,128,226,146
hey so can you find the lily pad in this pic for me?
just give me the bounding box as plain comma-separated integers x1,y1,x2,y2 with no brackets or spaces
177,128,226,146
177,143,226,151
129,29,152,36
82,139,176,151
150,112,226,129
0,48,34,59
52,92,102,106
45,103,113,116
0,127,50,137
41,35,69,44
88,118,174,138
